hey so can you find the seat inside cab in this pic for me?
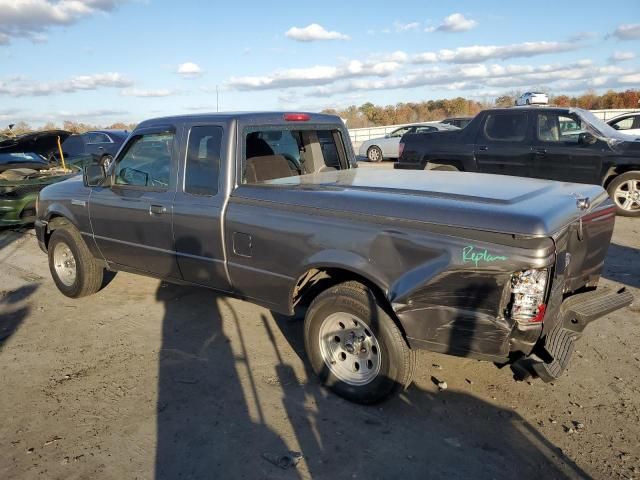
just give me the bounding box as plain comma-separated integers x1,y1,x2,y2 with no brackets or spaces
244,129,346,184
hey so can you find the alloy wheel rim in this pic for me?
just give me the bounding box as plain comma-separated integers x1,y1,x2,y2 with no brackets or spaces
614,179,640,211
368,148,380,161
53,242,77,286
318,312,381,386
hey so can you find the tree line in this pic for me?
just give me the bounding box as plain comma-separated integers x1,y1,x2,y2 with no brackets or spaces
323,89,640,128
1,89,638,136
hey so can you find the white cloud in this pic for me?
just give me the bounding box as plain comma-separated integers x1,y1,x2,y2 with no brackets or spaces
121,88,175,97
0,72,132,97
610,51,636,63
305,60,637,97
394,21,420,32
427,13,477,33
177,62,203,78
610,23,640,40
412,41,580,64
285,23,349,42
0,0,127,45
228,59,400,90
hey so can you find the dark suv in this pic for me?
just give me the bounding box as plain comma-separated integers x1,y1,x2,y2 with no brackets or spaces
57,130,129,170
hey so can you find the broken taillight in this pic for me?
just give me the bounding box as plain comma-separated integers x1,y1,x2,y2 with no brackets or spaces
510,268,549,324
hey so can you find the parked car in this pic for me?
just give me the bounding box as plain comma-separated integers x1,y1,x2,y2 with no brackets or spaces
0,152,77,226
440,116,474,129
396,107,640,216
56,129,129,170
515,92,549,106
35,111,632,404
358,122,459,162
607,112,640,137
0,129,71,159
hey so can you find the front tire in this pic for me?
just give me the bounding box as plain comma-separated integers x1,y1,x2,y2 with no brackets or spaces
607,172,640,217
48,226,104,298
304,281,415,404
366,146,383,162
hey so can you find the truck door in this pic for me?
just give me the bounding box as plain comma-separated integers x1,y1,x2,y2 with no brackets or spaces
89,126,181,278
172,123,232,291
530,111,602,184
474,111,533,178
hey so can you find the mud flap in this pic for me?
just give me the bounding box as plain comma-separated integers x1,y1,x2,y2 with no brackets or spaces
521,287,633,382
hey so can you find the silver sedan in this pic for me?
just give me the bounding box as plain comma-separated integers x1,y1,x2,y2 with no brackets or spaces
358,122,459,162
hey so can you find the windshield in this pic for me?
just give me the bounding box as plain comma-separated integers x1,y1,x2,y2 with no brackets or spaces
576,109,627,139
0,152,47,165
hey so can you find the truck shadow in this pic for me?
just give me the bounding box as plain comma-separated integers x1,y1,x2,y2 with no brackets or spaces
153,280,588,479
154,282,299,479
0,283,38,351
602,242,640,289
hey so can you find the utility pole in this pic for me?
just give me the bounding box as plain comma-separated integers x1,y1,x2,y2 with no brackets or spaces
216,85,219,112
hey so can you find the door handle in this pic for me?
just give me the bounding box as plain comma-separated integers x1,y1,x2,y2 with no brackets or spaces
478,145,488,151
149,204,167,215
534,148,547,156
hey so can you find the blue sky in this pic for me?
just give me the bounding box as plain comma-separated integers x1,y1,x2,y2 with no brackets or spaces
0,0,639,126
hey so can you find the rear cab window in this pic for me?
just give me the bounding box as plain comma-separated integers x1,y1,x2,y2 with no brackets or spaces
242,127,349,184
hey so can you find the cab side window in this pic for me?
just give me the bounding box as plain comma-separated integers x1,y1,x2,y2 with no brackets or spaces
536,113,584,144
610,116,634,131
114,132,174,188
483,113,528,142
184,126,222,196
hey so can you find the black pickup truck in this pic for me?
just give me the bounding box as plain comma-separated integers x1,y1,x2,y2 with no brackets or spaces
396,107,640,216
35,112,632,404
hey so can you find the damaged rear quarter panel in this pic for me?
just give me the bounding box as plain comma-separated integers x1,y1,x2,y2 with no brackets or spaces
388,231,555,360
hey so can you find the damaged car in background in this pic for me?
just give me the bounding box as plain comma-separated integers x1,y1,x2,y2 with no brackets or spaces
0,131,78,226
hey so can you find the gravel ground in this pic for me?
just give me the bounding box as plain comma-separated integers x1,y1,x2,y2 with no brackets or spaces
0,169,638,479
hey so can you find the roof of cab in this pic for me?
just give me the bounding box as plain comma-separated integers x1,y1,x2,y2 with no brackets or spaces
136,111,343,129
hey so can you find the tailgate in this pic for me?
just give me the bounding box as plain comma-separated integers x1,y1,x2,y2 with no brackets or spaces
560,197,617,292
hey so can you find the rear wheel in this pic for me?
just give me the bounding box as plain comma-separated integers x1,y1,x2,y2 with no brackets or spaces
607,172,640,217
366,146,383,162
304,281,415,404
48,226,104,298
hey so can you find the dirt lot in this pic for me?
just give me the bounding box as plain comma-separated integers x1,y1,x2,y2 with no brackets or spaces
1,168,639,479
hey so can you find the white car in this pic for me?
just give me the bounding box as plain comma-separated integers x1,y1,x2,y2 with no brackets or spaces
358,122,459,162
515,92,549,106
607,113,640,137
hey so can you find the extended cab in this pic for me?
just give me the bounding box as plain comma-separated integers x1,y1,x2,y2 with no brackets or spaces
35,112,632,404
396,107,640,216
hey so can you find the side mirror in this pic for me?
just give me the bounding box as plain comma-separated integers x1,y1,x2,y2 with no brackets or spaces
83,164,106,187
578,132,597,146
611,124,621,130
384,134,390,138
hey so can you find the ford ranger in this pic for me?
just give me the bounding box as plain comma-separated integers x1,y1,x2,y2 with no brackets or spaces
35,112,632,404
396,107,640,217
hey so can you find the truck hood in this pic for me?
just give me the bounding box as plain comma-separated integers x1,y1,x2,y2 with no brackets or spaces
260,169,609,237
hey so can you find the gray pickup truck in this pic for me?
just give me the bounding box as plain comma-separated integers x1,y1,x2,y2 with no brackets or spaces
35,112,632,404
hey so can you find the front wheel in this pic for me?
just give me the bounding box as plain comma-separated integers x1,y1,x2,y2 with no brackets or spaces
304,281,415,404
607,172,640,217
48,226,104,298
366,146,383,162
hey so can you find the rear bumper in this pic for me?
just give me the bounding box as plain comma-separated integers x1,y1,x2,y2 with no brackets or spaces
35,219,48,253
517,287,633,381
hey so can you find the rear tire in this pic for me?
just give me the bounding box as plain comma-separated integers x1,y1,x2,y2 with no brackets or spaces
366,146,383,162
607,172,640,217
48,226,104,298
304,281,415,404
